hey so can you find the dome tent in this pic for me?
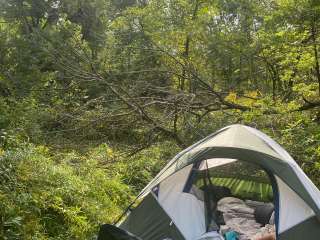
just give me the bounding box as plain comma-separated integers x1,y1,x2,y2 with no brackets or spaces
107,125,320,240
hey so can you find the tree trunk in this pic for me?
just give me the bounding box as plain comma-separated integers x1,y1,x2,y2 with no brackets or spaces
311,21,320,96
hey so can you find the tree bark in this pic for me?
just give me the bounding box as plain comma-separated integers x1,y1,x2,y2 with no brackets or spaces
311,21,320,96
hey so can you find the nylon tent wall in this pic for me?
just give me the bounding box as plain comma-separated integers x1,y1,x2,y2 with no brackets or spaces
157,165,206,240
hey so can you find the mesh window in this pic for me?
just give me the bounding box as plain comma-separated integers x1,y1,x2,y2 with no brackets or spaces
196,160,274,202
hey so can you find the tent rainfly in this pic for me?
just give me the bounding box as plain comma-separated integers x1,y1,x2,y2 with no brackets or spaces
116,125,320,240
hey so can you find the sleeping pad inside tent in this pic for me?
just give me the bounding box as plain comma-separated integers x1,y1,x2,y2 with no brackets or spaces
98,125,320,240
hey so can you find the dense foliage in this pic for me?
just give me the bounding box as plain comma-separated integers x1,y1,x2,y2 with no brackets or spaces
0,0,319,239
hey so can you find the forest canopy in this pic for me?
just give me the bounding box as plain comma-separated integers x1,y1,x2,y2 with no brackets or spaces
0,0,319,239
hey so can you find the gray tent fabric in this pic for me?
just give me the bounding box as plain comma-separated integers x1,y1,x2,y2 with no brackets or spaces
120,193,184,240
98,224,142,240
278,216,320,239
118,125,320,240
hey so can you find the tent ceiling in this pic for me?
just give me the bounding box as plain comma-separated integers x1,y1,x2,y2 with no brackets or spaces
198,158,237,171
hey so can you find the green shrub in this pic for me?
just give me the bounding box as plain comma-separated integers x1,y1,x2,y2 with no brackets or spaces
0,145,132,239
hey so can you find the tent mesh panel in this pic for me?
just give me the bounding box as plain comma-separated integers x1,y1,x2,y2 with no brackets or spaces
196,160,274,202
